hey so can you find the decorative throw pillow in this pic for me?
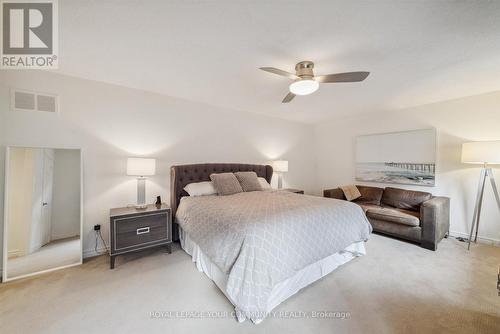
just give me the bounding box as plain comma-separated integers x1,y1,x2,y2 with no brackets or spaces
210,173,243,196
235,171,262,192
258,177,272,190
339,185,362,201
184,181,216,196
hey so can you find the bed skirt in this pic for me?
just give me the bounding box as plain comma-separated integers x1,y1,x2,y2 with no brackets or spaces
179,227,366,324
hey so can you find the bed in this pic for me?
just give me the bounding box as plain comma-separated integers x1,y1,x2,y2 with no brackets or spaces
170,163,372,324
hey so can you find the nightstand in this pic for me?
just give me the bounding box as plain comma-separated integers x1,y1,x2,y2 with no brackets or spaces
109,204,171,269
282,188,304,194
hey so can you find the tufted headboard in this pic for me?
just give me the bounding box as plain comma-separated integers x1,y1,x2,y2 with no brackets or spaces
170,163,273,240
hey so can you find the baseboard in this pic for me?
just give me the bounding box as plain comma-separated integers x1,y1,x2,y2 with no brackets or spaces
83,246,109,259
449,230,500,247
8,249,22,257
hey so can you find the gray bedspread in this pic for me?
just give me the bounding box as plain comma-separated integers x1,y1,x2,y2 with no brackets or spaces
176,190,372,318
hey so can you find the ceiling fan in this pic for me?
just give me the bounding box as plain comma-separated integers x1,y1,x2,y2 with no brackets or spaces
259,61,369,103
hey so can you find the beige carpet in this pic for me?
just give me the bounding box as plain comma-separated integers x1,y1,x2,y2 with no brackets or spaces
1,234,499,334
7,237,80,279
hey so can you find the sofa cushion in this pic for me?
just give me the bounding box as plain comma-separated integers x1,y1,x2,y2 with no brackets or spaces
381,187,432,211
352,185,384,205
366,207,420,227
323,188,346,200
369,219,422,242
357,203,381,213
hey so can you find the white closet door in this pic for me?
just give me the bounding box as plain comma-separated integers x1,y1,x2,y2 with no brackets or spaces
29,149,45,253
28,148,54,253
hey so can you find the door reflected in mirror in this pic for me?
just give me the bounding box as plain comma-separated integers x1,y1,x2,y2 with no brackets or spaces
3,147,82,281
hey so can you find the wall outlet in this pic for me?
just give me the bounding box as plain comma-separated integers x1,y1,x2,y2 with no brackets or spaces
94,224,101,231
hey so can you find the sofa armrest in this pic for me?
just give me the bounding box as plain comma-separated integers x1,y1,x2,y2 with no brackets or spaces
323,188,346,200
420,196,450,250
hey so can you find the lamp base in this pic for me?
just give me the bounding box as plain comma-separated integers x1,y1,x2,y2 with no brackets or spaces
468,165,500,250
136,177,147,209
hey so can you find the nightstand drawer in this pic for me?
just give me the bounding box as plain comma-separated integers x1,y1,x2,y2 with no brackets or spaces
113,212,169,251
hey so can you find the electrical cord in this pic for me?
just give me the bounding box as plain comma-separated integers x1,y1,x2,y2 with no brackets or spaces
95,230,109,255
98,230,109,253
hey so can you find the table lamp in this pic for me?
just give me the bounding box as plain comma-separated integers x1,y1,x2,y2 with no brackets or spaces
273,160,288,189
461,141,500,250
127,158,156,209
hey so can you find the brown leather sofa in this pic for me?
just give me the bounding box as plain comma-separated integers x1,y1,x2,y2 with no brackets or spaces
324,186,450,250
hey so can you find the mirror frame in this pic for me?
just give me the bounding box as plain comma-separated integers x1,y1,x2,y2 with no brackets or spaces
2,146,83,282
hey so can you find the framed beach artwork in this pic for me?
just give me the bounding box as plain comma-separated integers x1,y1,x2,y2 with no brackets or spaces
355,128,436,186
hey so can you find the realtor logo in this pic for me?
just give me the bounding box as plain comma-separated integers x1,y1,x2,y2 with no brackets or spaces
1,0,58,69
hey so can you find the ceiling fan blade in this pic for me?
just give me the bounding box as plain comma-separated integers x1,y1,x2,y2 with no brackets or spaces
282,92,296,103
315,71,370,83
260,67,298,80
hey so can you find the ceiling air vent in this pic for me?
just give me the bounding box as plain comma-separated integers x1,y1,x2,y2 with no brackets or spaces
11,89,59,113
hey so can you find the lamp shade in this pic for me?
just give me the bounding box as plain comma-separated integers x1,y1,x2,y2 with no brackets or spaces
273,160,288,172
461,141,500,164
127,158,156,176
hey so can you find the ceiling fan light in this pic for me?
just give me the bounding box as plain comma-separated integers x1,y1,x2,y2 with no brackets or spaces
289,79,319,95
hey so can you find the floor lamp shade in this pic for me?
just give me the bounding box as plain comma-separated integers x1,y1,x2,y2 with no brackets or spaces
461,141,500,250
127,158,156,208
461,141,500,164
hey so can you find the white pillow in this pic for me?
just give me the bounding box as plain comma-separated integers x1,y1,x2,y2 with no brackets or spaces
184,181,216,196
258,177,272,190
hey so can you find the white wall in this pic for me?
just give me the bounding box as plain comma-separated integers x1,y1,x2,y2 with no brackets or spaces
314,91,500,244
0,71,316,262
51,149,81,240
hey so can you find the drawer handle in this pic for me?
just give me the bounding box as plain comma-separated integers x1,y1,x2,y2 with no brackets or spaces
136,227,150,235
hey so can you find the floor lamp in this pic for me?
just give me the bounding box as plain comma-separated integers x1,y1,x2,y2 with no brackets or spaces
461,141,500,250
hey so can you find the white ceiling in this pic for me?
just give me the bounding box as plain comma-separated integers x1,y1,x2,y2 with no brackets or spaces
57,1,500,123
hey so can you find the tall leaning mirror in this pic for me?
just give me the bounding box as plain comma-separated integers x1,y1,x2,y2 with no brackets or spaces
2,147,82,282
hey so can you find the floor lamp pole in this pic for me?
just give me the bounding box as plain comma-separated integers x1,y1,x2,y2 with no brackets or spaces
468,164,500,250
